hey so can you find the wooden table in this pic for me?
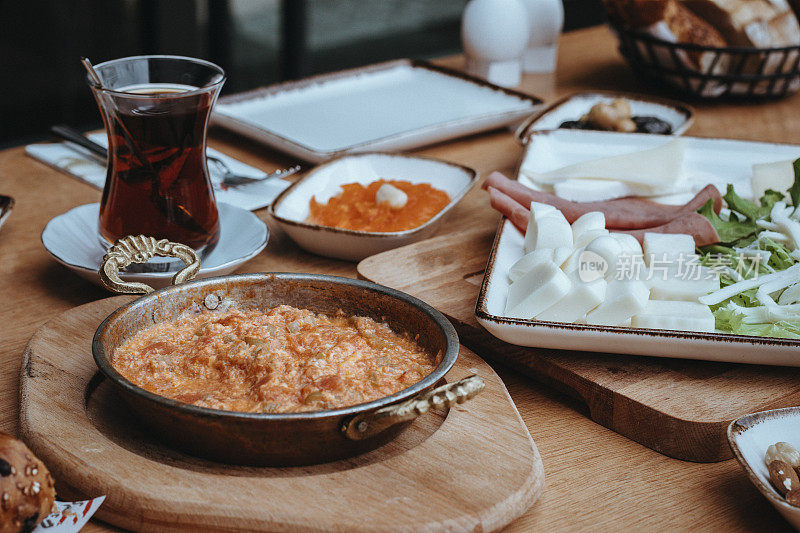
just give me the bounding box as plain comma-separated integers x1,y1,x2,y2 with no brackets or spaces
2,25,799,531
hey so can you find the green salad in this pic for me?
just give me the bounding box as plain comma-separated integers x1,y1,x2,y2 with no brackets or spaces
696,158,800,338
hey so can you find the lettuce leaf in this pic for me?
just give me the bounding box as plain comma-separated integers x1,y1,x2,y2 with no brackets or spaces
712,306,800,339
697,198,758,244
723,184,765,221
791,158,800,207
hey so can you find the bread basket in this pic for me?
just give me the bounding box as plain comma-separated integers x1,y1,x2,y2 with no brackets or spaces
610,20,800,98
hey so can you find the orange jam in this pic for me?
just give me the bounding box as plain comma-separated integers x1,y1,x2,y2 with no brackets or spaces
307,179,450,232
112,306,439,413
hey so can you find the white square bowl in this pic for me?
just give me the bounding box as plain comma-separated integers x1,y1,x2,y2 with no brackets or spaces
268,152,478,261
729,408,800,530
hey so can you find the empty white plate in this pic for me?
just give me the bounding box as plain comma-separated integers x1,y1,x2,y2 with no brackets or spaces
42,202,268,290
213,59,542,163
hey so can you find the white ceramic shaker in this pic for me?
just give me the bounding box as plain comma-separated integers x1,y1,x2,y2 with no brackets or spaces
461,0,530,87
519,0,564,73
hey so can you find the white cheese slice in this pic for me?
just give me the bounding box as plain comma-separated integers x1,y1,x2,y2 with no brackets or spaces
585,280,650,326
505,261,571,319
643,233,696,266
524,210,573,254
632,300,715,332
647,265,719,301
571,211,606,243
752,160,794,200
537,273,606,323
525,138,686,194
553,179,636,202
508,249,555,283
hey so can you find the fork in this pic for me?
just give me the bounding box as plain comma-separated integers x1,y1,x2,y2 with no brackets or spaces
49,124,300,187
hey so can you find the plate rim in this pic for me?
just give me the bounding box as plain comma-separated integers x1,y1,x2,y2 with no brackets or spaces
41,202,268,279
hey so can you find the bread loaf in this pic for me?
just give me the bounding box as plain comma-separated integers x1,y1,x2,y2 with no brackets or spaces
0,433,55,533
682,0,800,47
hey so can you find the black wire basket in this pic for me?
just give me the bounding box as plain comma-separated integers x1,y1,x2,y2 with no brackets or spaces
610,21,800,99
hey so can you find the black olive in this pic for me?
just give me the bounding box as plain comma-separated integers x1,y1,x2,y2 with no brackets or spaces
559,120,592,130
22,512,39,532
632,116,673,135
0,458,10,476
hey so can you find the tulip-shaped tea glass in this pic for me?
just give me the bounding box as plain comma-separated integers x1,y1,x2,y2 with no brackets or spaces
88,55,225,268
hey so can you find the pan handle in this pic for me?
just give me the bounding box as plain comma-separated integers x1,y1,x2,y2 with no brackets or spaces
342,375,485,441
99,235,200,294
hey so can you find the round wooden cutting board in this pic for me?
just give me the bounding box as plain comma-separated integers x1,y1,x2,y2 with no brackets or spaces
18,296,544,532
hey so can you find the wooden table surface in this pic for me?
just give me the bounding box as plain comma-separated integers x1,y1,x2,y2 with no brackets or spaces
2,25,799,532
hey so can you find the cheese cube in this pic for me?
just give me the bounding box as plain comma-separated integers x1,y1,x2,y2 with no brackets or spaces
537,274,606,323
584,235,624,280
505,261,571,319
610,233,643,257
553,247,573,266
524,210,573,254
585,280,650,326
632,300,715,332
643,233,696,266
574,228,609,248
571,211,606,243
530,202,557,219
647,265,719,301
508,249,555,283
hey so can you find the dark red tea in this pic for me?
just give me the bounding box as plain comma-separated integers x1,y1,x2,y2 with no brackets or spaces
97,86,220,250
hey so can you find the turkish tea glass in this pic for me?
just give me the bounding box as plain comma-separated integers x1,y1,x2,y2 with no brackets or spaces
88,55,225,268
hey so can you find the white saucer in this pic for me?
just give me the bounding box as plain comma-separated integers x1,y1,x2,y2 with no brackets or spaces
42,203,269,290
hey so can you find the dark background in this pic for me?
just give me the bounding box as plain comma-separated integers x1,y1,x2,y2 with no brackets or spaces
2,0,604,148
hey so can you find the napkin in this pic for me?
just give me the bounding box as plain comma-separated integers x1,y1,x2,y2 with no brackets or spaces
25,133,290,211
33,496,104,532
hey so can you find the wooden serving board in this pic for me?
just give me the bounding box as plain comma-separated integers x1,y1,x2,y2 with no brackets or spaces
18,296,543,533
358,227,800,463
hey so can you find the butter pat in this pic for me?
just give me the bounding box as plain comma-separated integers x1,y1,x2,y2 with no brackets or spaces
376,183,408,209
505,261,571,319
632,300,715,332
585,280,650,326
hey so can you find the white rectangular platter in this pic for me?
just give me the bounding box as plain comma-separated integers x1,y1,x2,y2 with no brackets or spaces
476,130,800,366
212,59,543,163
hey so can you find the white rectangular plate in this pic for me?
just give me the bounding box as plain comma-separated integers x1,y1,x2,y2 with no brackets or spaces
476,130,800,366
212,59,542,163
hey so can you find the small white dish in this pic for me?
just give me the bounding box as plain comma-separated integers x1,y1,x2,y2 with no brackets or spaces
729,408,800,530
515,91,694,143
269,152,478,261
42,202,268,290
